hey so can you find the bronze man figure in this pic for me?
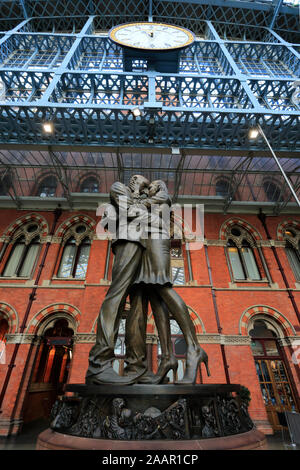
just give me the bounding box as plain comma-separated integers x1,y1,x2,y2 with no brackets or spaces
86,175,150,385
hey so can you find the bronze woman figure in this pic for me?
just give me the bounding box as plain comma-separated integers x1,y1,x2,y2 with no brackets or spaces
126,180,210,384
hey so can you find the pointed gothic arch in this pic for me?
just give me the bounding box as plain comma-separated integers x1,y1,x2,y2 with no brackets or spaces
0,302,18,334
25,303,81,334
55,214,96,239
2,213,49,242
220,217,262,241
239,305,296,337
277,219,300,241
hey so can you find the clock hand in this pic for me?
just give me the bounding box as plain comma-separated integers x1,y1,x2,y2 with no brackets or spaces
143,28,154,37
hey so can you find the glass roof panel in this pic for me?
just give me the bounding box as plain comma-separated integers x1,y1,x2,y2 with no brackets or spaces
0,149,299,207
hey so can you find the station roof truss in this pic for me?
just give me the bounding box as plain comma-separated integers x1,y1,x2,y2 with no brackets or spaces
0,147,299,214
0,0,298,212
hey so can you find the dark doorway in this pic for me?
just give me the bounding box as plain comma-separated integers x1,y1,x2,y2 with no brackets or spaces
23,318,74,424
250,320,298,431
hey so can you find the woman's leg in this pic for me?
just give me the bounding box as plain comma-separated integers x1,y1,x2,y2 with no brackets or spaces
156,286,199,351
148,287,177,366
155,286,210,384
135,286,177,384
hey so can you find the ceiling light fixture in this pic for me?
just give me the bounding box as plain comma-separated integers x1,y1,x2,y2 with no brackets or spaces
43,122,54,134
132,107,142,117
248,127,259,139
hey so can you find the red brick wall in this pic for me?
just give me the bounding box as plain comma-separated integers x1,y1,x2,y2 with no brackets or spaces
0,208,299,436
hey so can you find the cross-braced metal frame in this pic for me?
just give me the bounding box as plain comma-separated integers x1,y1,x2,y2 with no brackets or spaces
0,0,298,212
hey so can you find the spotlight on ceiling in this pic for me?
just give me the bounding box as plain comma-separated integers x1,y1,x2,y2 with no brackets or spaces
43,122,54,134
132,107,142,117
249,127,259,140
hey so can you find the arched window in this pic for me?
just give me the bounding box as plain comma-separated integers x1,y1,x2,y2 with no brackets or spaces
283,226,300,281
216,179,234,199
37,175,57,197
263,180,283,203
226,226,261,280
80,176,99,193
57,224,92,278
2,223,40,277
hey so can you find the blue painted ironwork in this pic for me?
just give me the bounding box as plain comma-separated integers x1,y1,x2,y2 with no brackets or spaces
0,3,297,151
0,1,299,39
269,0,284,30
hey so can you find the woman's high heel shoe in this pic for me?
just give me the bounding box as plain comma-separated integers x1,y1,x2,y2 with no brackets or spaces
138,357,178,384
175,347,210,385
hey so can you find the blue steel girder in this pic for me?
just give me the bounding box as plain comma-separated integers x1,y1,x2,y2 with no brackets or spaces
0,104,298,151
269,0,284,30
0,1,299,41
0,13,298,151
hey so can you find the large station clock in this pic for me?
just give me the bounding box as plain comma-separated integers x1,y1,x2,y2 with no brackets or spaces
109,22,195,73
109,22,195,51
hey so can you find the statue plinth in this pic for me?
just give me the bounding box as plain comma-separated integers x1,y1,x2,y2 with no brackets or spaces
36,383,267,450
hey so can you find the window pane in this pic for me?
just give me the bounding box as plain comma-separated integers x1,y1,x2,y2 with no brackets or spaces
286,246,300,280
3,243,24,276
38,176,57,197
265,382,277,406
177,359,185,381
228,247,245,279
172,266,185,285
255,361,264,382
241,247,261,280
216,179,230,197
264,340,278,356
251,340,264,356
283,383,296,409
112,359,121,374
57,243,76,277
174,337,187,356
263,181,283,202
170,320,182,335
261,360,271,382
19,243,39,276
114,338,123,356
259,384,270,405
81,177,99,193
74,243,90,278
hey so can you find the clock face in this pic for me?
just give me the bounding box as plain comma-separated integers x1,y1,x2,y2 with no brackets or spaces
109,22,194,51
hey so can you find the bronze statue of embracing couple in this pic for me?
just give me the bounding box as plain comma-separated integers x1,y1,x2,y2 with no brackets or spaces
86,175,210,385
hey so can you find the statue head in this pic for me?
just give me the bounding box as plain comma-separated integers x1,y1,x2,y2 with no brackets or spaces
129,175,149,194
149,179,168,197
112,398,125,415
